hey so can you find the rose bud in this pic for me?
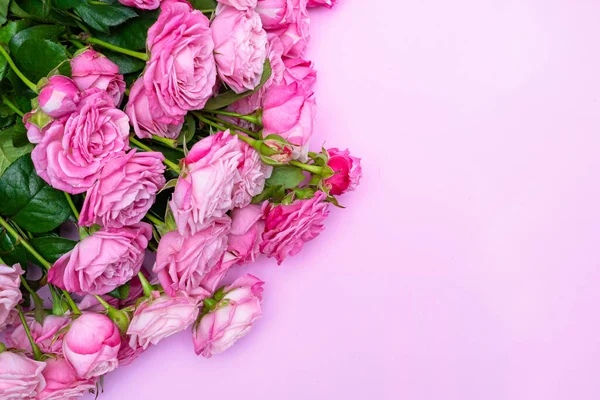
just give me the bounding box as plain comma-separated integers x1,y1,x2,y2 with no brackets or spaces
0,350,47,397
63,313,121,378
323,148,362,195
6,314,70,355
71,48,126,106
170,130,244,235
193,274,264,357
128,291,199,350
118,0,160,10
260,191,329,264
212,6,268,94
37,357,97,400
0,263,23,330
307,0,336,7
48,223,152,295
227,205,265,264
37,75,80,118
261,137,293,165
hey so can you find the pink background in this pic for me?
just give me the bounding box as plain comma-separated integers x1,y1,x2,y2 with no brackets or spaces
90,1,600,399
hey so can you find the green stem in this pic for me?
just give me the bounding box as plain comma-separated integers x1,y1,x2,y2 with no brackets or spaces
130,137,181,173
62,289,81,315
88,0,108,4
194,113,258,147
145,213,164,226
64,193,80,220
151,135,178,149
137,272,154,297
17,307,43,361
0,216,51,269
69,39,85,49
0,46,38,92
72,35,149,61
206,115,260,139
290,160,324,175
1,96,24,117
204,109,260,125
0,342,6,352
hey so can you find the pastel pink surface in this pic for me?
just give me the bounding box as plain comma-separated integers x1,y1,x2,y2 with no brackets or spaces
90,1,600,399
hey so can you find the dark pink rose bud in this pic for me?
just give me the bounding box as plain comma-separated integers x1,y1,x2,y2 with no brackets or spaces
323,148,362,195
38,76,80,118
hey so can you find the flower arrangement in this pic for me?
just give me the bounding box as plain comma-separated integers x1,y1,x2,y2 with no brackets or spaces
0,0,359,397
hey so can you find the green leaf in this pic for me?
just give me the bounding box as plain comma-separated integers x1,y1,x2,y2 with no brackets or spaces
75,3,137,33
15,38,69,82
204,59,272,111
95,10,158,51
10,121,29,148
9,24,66,55
0,0,9,25
107,282,131,300
0,229,28,268
266,165,306,189
189,0,216,11
52,0,85,9
0,154,71,233
10,0,77,26
178,114,196,147
30,236,76,262
102,50,145,74
0,129,33,175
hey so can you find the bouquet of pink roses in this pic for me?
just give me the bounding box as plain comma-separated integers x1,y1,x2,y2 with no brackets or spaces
0,0,360,397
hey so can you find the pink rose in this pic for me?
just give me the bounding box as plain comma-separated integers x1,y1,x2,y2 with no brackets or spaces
193,274,264,357
127,291,198,349
233,142,272,208
37,357,96,400
261,81,315,146
62,313,121,378
79,150,166,229
117,337,145,367
282,57,316,87
272,9,309,57
126,79,183,139
216,0,257,10
31,89,130,194
199,251,239,293
170,131,243,235
6,314,70,355
227,205,265,264
324,148,362,195
257,0,309,57
0,351,46,397
256,0,301,29
307,0,336,7
118,0,160,10
38,76,80,118
144,1,217,124
260,191,329,264
212,7,268,94
154,216,231,299
70,49,126,106
0,264,23,329
48,223,152,295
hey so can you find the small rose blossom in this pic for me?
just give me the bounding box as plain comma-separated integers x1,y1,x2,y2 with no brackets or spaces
48,223,152,295
31,89,130,194
71,49,126,106
227,204,265,264
37,357,96,400
6,315,71,355
256,0,301,29
128,291,199,350
144,1,217,124
154,216,231,299
233,142,273,208
212,6,268,93
260,191,329,264
63,313,121,378
0,263,23,329
257,0,309,57
37,76,80,118
217,0,257,10
170,131,243,235
324,148,362,195
282,57,316,87
79,150,166,229
0,351,46,398
272,9,309,57
307,0,336,7
193,274,264,357
126,79,183,140
118,0,160,10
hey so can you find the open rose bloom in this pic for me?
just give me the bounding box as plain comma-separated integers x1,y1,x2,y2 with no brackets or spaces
0,0,361,390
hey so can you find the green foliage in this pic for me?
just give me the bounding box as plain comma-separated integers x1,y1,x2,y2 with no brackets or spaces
189,0,217,10
107,282,131,300
74,3,137,33
15,38,69,82
102,49,145,74
0,0,10,25
9,24,65,54
95,10,158,51
0,229,28,268
266,165,307,189
0,128,33,175
30,236,76,262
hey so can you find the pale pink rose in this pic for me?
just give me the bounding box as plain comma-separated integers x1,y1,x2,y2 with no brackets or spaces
0,351,46,397
48,223,152,295
70,49,126,106
126,79,183,139
324,148,362,195
128,291,199,350
212,6,268,94
282,57,316,87
199,251,239,293
62,313,121,378
170,131,243,235
38,76,80,118
227,204,265,264
307,0,336,7
154,216,231,299
193,274,264,357
0,309,17,332
256,0,302,29
144,1,217,124
233,142,272,208
117,337,145,367
118,0,160,10
79,151,166,229
31,89,130,194
37,357,96,400
6,315,70,355
272,9,309,57
0,264,23,329
260,191,329,264
217,0,257,10
261,81,315,146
